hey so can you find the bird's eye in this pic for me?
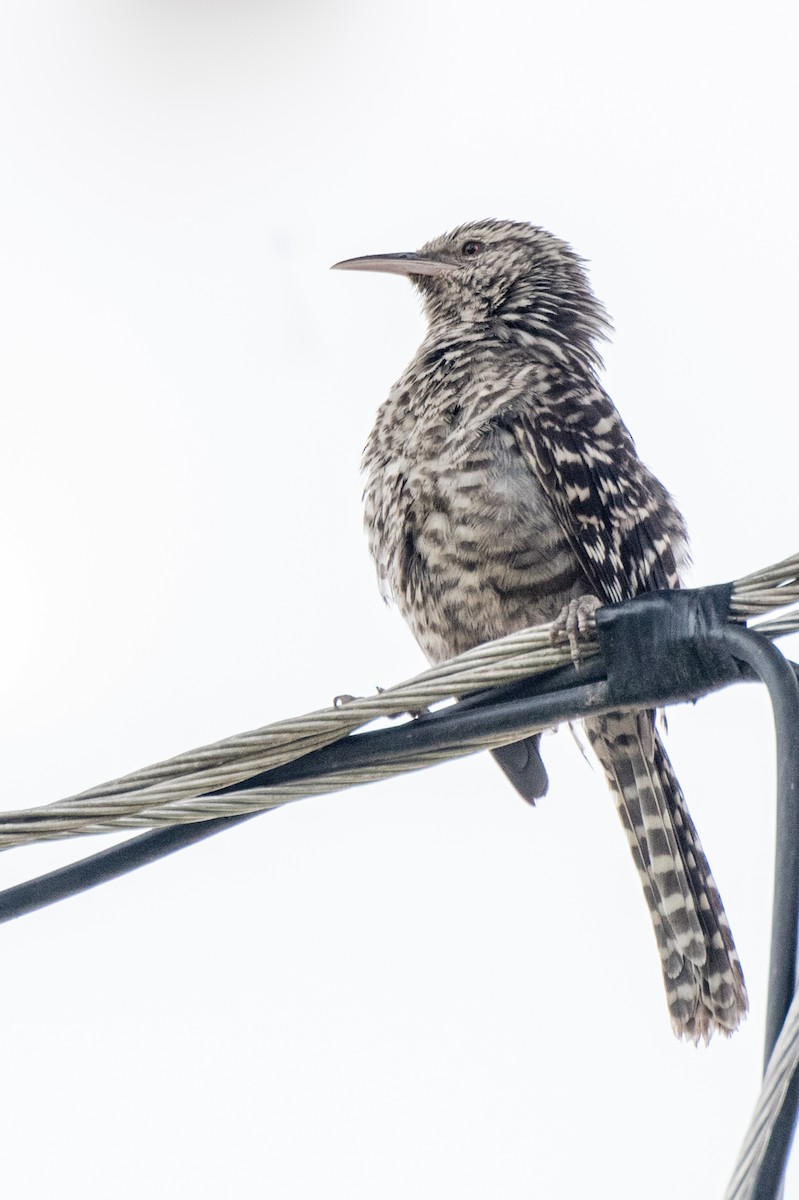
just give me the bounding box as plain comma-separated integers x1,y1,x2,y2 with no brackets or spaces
461,239,483,258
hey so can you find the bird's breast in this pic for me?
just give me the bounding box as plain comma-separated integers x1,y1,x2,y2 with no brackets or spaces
365,417,586,662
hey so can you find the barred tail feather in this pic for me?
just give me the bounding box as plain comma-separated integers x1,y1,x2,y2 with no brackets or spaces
584,712,748,1041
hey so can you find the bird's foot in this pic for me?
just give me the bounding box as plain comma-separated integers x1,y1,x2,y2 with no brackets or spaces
550,594,602,663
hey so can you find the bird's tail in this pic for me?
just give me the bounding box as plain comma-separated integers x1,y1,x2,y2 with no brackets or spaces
584,711,748,1041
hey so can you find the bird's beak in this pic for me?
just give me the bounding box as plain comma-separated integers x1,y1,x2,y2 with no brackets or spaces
331,252,454,278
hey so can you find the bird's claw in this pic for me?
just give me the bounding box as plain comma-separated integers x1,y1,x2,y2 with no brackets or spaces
550,594,601,663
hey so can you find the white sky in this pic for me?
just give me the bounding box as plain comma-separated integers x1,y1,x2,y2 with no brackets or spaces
1,1,798,1196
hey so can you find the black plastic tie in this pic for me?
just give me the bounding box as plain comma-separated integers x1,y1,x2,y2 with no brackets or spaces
595,583,741,707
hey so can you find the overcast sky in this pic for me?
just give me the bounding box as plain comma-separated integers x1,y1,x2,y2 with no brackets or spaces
1,2,798,1196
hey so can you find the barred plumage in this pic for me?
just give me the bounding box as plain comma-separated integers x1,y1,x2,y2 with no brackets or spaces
334,219,748,1039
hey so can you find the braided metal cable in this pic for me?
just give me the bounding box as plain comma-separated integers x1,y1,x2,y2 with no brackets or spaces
0,552,797,851
726,993,799,1199
0,623,567,846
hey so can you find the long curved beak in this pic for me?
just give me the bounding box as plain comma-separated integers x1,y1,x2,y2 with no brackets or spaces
331,252,453,278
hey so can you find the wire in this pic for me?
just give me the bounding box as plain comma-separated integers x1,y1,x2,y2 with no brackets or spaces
2,588,799,1198
717,626,799,1200
0,662,607,923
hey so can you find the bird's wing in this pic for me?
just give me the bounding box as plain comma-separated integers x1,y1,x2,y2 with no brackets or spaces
504,381,687,603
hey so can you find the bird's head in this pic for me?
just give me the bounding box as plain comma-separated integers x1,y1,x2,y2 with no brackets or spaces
333,219,610,366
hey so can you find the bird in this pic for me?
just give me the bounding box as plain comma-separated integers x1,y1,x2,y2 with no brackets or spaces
333,219,748,1041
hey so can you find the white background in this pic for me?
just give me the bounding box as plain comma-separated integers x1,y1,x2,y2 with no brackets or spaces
1,2,797,1196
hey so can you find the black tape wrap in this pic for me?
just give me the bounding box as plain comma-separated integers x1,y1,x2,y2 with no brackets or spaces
595,583,742,707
